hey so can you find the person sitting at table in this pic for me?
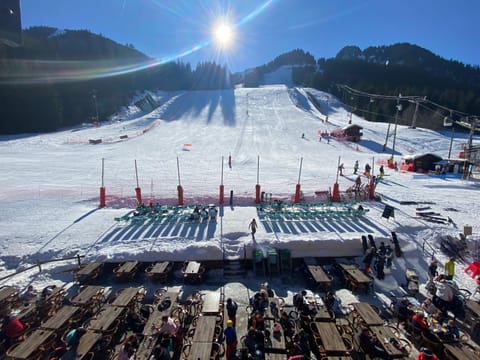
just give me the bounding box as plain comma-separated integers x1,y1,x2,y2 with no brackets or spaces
261,282,275,297
244,326,265,359
293,328,310,356
416,347,439,360
118,342,136,360
0,314,25,348
280,311,296,339
323,291,336,311
293,290,308,313
421,298,437,316
250,292,267,314
65,327,87,347
443,319,460,341
250,311,265,331
412,311,429,333
396,298,414,325
20,285,38,304
125,310,146,333
122,334,139,350
157,315,178,336
358,327,389,359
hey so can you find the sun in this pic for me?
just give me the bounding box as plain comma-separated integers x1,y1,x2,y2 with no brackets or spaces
213,22,234,48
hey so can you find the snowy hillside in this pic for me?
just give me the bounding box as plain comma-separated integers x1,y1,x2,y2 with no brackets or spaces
0,85,479,298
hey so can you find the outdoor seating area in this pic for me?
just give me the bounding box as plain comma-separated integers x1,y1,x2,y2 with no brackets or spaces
2,258,480,360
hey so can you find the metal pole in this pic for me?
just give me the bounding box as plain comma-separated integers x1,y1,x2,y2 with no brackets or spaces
134,159,139,188
391,96,401,158
297,157,303,184
448,122,455,159
411,100,419,129
176,156,181,185
101,158,104,187
335,156,341,183
221,156,224,185
257,155,260,184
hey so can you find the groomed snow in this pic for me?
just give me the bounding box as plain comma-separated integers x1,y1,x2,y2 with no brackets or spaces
0,84,479,306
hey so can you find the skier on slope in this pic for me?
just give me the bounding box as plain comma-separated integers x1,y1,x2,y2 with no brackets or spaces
354,160,359,174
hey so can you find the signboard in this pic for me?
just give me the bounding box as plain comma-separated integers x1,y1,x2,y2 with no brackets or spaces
382,205,394,219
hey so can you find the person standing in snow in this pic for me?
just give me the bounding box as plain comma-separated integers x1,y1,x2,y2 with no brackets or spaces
338,163,344,176
379,165,385,179
444,258,455,280
249,219,258,240
384,244,393,268
362,246,376,273
226,298,238,327
354,160,359,174
364,163,371,177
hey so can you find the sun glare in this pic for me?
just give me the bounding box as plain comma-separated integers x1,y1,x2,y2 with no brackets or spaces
213,22,234,48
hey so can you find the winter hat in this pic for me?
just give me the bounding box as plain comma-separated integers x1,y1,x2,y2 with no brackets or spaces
227,319,233,327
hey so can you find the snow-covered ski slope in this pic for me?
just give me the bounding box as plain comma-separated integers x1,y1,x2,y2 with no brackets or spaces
0,85,479,278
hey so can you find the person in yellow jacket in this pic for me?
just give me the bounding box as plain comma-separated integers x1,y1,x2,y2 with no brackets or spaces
444,258,455,280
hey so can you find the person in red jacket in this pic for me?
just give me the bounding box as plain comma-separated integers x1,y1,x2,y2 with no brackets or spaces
1,315,25,347
416,347,439,360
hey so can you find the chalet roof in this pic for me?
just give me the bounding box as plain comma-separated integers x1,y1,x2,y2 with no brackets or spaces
402,153,443,161
341,124,363,131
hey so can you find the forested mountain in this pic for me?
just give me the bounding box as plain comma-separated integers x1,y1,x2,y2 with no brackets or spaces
2,28,479,135
0,27,232,134
238,44,480,130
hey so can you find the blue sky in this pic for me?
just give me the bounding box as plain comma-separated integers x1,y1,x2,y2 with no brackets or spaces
20,0,478,72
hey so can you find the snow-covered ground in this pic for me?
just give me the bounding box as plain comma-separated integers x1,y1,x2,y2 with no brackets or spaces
1,84,479,319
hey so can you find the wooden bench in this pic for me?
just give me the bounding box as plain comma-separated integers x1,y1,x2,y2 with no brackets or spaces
145,261,172,282
74,262,103,283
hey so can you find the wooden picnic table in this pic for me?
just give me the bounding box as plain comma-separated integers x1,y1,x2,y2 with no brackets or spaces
311,321,347,355
314,306,335,322
201,292,222,315
0,285,19,303
188,341,214,360
6,329,54,359
40,305,81,331
264,319,286,354
338,264,373,292
111,287,140,307
114,261,139,280
74,330,104,360
185,261,201,274
143,291,179,336
352,302,384,326
265,354,286,360
306,264,332,289
192,315,218,343
465,299,480,318
75,262,103,282
146,261,171,281
369,325,406,358
70,285,104,306
444,343,480,360
87,304,125,332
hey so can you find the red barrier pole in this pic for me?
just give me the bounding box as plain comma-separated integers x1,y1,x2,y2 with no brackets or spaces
135,187,142,204
219,184,224,204
177,185,184,206
99,158,106,207
369,177,375,200
332,183,340,202
294,183,301,203
255,156,261,203
99,186,106,208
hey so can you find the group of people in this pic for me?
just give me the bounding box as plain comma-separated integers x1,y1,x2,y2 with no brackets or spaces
362,241,394,280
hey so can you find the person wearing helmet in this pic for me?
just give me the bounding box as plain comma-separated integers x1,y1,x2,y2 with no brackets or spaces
224,319,237,360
